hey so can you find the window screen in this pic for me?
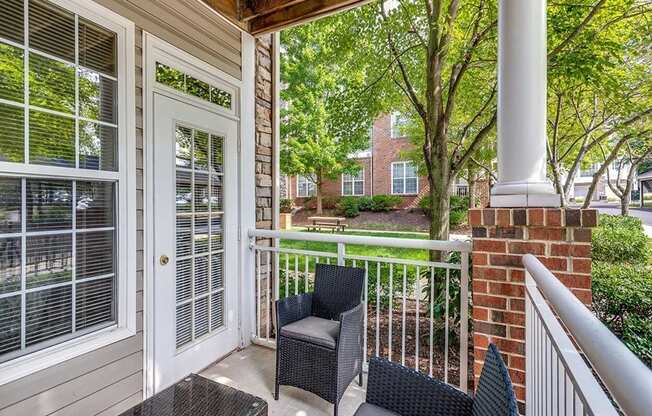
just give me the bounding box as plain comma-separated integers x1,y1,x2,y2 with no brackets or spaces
0,0,119,363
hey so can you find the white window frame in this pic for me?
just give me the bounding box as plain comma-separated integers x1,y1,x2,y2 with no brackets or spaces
391,161,419,195
390,112,408,139
0,0,136,386
342,169,364,196
296,175,316,197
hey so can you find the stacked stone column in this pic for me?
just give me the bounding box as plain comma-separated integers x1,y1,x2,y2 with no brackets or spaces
469,207,597,412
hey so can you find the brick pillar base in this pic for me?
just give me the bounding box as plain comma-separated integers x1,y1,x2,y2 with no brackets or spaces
469,208,597,412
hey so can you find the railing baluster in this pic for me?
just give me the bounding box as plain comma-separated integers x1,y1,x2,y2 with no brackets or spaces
444,268,449,384
256,249,261,340
375,262,380,358
284,253,289,299
364,260,369,366
401,264,406,366
304,255,309,293
429,266,434,377
415,265,420,371
388,263,393,361
266,251,271,341
294,254,299,295
459,251,469,392
274,251,280,301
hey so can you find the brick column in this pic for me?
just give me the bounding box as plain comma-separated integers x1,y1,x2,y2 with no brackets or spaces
469,207,597,412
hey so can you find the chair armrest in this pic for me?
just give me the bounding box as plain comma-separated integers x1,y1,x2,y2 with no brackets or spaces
276,293,313,329
366,357,474,416
337,303,364,356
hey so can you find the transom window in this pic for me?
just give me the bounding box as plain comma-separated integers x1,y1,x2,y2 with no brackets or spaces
392,162,418,195
342,170,364,196
0,0,124,363
297,175,316,198
390,112,409,139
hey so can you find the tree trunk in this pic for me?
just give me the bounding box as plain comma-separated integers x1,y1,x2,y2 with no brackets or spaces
621,195,630,216
468,176,477,208
582,138,627,209
315,170,323,215
550,161,567,206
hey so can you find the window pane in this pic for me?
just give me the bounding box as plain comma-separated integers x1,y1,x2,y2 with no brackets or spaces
0,103,24,163
211,291,224,329
343,182,352,195
0,238,21,295
26,179,72,231
76,276,114,330
211,252,223,289
194,173,209,212
0,0,24,44
78,18,116,76
176,170,192,213
187,76,210,101
26,233,73,288
176,126,192,168
195,296,209,338
194,130,209,171
210,215,223,250
393,179,404,194
79,121,117,171
0,43,24,103
29,110,75,168
405,164,417,178
176,302,192,348
393,164,404,178
354,181,364,195
76,230,114,279
29,0,75,62
211,175,222,212
176,258,192,303
29,52,75,114
194,215,209,254
176,216,191,257
79,69,117,124
195,255,208,295
210,135,223,174
156,62,184,91
76,181,114,229
25,285,73,347
406,178,418,194
210,87,232,109
0,177,21,233
0,295,21,355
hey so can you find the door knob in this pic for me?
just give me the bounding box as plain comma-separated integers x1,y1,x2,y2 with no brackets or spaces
160,255,170,266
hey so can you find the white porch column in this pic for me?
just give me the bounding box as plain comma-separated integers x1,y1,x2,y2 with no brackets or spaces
491,0,561,207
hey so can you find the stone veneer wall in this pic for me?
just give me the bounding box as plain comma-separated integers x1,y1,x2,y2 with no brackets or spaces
255,35,274,230
469,207,597,412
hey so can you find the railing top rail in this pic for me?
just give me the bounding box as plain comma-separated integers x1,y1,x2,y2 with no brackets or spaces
248,229,472,252
523,254,652,416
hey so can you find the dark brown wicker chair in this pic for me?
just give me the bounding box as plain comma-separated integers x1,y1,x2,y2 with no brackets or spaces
274,263,365,416
354,343,518,416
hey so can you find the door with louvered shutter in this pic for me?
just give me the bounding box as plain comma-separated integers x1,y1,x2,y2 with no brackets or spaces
152,93,238,393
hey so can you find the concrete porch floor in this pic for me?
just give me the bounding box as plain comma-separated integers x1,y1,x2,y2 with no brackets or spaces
200,345,367,416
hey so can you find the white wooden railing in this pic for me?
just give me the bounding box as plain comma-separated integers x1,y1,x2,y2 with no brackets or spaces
524,254,652,416
248,229,472,392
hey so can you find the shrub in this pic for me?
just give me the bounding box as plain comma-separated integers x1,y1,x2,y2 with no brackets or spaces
449,210,467,227
592,214,649,264
337,197,360,218
419,195,469,227
370,195,402,212
450,195,470,212
280,198,293,213
304,196,341,210
358,196,375,211
592,261,652,366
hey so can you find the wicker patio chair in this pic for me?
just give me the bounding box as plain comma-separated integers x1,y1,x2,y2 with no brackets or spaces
274,263,365,416
354,343,518,416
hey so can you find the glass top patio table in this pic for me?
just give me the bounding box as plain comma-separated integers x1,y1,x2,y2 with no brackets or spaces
119,374,267,416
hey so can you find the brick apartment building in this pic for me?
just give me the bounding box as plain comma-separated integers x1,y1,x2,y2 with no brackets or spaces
284,113,473,209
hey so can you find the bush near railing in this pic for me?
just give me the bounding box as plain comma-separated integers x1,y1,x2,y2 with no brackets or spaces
419,195,469,227
592,214,652,366
335,195,403,217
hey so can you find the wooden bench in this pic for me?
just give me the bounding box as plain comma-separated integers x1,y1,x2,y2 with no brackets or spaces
307,216,348,233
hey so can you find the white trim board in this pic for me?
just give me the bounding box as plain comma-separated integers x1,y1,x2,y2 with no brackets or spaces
142,32,256,398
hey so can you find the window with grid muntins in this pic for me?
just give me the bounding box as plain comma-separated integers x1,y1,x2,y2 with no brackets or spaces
342,170,364,196
297,175,315,197
392,162,418,195
174,125,225,349
0,0,121,363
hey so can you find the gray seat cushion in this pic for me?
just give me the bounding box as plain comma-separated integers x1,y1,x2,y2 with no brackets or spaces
280,316,340,349
353,403,401,416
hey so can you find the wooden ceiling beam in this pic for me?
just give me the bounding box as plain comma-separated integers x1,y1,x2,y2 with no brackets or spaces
248,0,372,35
240,0,305,21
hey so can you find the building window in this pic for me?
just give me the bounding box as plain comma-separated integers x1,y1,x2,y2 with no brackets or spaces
390,112,409,139
342,170,364,196
0,0,131,365
297,175,316,197
392,162,418,195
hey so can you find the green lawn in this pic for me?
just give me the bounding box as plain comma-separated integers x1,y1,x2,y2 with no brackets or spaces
280,230,430,263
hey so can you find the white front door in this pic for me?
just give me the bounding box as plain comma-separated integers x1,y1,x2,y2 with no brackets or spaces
152,92,239,392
